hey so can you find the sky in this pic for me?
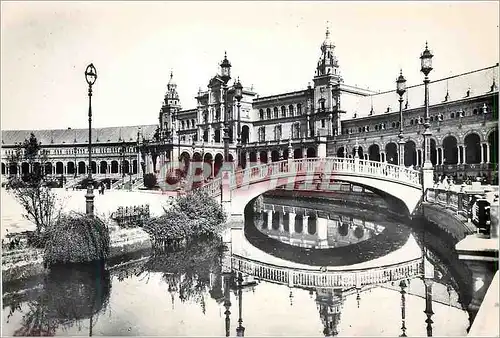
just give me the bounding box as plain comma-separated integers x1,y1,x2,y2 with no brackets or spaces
1,1,499,131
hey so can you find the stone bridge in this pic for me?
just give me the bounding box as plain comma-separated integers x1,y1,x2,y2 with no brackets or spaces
197,157,424,216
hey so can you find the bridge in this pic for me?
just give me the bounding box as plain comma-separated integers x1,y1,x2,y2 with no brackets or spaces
194,157,424,216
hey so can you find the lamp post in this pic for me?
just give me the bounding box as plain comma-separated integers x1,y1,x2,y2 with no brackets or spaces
396,70,407,167
84,63,97,217
74,146,78,178
420,42,434,190
121,140,126,179
220,52,232,165
234,78,243,168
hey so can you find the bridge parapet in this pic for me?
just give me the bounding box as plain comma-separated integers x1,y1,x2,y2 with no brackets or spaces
230,254,423,288
229,157,422,190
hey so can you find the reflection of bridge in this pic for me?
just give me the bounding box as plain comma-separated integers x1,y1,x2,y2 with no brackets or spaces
228,254,422,289
196,157,424,215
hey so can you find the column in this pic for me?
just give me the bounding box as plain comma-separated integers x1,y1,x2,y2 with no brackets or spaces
267,150,271,163
279,212,284,232
380,151,386,163
289,212,296,235
486,143,491,163
302,148,306,158
480,143,485,164
317,218,328,248
266,210,272,227
461,145,466,164
245,152,250,167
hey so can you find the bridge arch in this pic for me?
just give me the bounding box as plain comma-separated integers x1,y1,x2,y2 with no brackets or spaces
228,158,422,217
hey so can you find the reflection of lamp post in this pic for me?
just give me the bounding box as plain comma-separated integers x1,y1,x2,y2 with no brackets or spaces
236,272,245,337
84,63,97,217
396,70,407,167
234,78,243,168
399,280,407,337
223,274,232,338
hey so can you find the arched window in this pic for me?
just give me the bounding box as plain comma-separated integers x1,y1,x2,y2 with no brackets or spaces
391,122,396,128
289,105,294,116
181,121,185,129
358,127,362,133
259,109,264,120
297,103,302,115
266,108,271,119
281,106,286,117
450,112,455,119
273,107,279,119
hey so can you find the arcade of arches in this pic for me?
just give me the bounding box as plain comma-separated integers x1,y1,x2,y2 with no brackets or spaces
2,159,139,176
334,130,498,167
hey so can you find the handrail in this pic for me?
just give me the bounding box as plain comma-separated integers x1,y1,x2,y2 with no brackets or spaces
229,254,422,288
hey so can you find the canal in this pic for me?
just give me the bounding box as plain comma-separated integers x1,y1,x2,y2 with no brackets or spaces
2,194,472,336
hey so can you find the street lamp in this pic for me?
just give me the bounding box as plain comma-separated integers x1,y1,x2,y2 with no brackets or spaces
420,42,433,169
74,146,78,178
396,69,407,167
220,52,232,165
234,78,243,168
120,140,126,179
84,63,97,217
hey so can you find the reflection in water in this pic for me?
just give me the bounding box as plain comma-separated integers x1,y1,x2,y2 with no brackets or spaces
5,262,110,336
2,200,470,337
256,202,386,249
246,199,412,266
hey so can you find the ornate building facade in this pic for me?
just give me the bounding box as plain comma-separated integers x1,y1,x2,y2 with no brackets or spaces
1,28,498,184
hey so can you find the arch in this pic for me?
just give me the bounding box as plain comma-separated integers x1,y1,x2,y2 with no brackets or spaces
241,125,250,144
354,226,365,239
249,152,258,166
22,162,30,175
259,151,268,164
259,109,264,120
239,151,246,169
100,161,108,174
179,152,191,173
67,162,75,175
306,148,316,158
90,161,97,174
488,129,498,164
272,211,280,230
9,163,18,175
132,159,138,174
404,141,417,167
1,163,5,175
385,143,397,165
288,105,294,116
122,160,130,174
464,133,481,164
353,146,363,159
266,108,271,119
442,135,458,165
55,162,64,175
110,161,119,174
281,106,286,117
368,144,380,162
294,214,304,233
307,215,317,235
271,150,280,162
44,162,53,176
78,161,86,174
338,222,349,237
294,148,303,159
273,107,279,119
337,147,345,158
214,153,224,177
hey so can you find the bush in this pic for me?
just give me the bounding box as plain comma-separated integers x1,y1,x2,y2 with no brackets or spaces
143,173,158,189
44,213,110,265
143,189,227,246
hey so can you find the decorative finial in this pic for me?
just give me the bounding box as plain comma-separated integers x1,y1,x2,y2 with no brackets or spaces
425,41,429,50
399,68,403,76
326,21,330,38
224,51,227,59
444,80,449,102
170,70,173,79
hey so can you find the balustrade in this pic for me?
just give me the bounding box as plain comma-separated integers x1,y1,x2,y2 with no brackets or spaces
425,187,485,219
230,254,422,288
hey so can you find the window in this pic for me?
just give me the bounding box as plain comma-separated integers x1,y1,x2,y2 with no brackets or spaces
292,123,300,139
392,122,396,128
181,121,185,129
266,108,271,119
289,105,294,116
259,109,264,120
358,127,362,133
297,103,302,115
450,112,455,119
321,119,326,128
281,106,286,117
274,125,282,141
375,125,379,131
258,127,266,142
273,107,279,119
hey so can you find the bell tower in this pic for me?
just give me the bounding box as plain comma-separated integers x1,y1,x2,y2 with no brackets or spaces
159,71,182,138
312,24,343,136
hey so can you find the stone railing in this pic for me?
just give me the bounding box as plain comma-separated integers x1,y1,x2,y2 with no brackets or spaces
229,254,422,288
229,157,422,189
425,187,489,219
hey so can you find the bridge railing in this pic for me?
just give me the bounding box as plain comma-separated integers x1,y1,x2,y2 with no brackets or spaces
229,157,422,189
425,187,488,219
230,254,422,288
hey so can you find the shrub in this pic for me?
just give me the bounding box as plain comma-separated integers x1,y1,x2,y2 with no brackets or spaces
44,213,110,265
143,173,158,189
143,189,227,246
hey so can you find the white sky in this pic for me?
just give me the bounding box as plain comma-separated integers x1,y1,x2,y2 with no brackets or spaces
1,1,498,131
